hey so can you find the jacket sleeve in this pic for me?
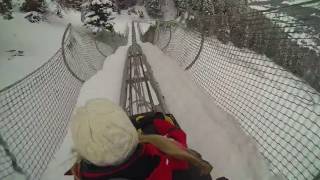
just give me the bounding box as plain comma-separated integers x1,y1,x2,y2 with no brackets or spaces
153,119,187,148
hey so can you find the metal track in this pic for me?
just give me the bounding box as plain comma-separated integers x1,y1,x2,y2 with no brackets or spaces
120,22,168,116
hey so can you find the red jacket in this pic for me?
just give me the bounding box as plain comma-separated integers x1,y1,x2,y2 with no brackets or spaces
145,119,189,180
66,118,189,180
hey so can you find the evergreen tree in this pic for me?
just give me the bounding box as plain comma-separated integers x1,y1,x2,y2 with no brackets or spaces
20,0,47,13
174,0,191,10
189,0,214,16
84,0,114,33
174,0,214,16
0,0,13,19
145,0,162,17
146,0,159,10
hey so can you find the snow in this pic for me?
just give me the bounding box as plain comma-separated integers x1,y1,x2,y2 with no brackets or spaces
161,25,320,179
112,5,151,35
74,46,129,106
282,1,291,5
5,2,315,179
249,0,269,2
38,132,75,180
112,13,132,35
139,22,150,34
263,12,320,54
138,21,155,36
41,45,131,180
41,21,279,180
253,0,320,10
250,5,269,11
311,13,320,18
86,15,100,22
161,0,177,21
140,42,276,180
91,0,111,5
60,10,83,27
0,13,66,89
41,22,132,180
11,0,25,11
0,5,85,89
101,0,112,5
133,5,151,20
0,2,152,91
247,2,320,54
282,0,320,7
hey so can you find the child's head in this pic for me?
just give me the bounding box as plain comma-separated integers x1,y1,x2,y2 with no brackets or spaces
71,99,138,166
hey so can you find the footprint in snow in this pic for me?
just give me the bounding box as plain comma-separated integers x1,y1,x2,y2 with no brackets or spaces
6,50,24,60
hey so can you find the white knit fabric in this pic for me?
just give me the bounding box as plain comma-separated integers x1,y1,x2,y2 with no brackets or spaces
71,99,138,166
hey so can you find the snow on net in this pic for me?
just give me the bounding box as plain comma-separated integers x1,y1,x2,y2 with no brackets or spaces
154,3,320,179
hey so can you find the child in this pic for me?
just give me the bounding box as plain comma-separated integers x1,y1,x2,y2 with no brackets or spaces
67,98,213,180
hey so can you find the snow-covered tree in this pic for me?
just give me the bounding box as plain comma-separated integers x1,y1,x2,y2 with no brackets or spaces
58,0,83,10
145,0,159,10
174,0,187,10
174,0,214,16
0,0,13,19
24,11,44,23
201,0,214,16
145,0,162,17
84,0,114,33
20,0,47,13
188,0,214,16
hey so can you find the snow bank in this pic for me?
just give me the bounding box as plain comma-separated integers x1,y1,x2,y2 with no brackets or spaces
74,46,128,107
282,0,320,8
0,7,83,89
138,21,155,35
134,22,142,43
41,44,130,180
250,5,269,11
42,22,132,180
0,13,66,89
112,13,131,35
61,10,83,27
140,42,274,180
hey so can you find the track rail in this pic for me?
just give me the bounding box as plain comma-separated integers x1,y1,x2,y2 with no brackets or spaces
120,22,168,116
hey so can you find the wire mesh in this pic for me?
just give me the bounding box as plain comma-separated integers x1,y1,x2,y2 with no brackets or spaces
0,23,125,179
0,50,82,180
95,27,129,57
154,1,320,180
160,24,202,69
62,26,107,82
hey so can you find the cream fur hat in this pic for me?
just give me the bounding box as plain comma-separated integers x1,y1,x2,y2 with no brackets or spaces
71,99,138,166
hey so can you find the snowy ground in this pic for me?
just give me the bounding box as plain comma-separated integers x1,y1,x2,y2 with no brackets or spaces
0,13,65,89
158,24,320,179
0,9,84,89
248,0,320,55
41,45,130,179
0,4,150,90
40,22,133,180
264,11,320,54
138,21,155,35
41,21,279,180
249,0,320,9
1,0,177,90
7,2,315,179
112,4,152,35
282,0,320,9
141,42,276,180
